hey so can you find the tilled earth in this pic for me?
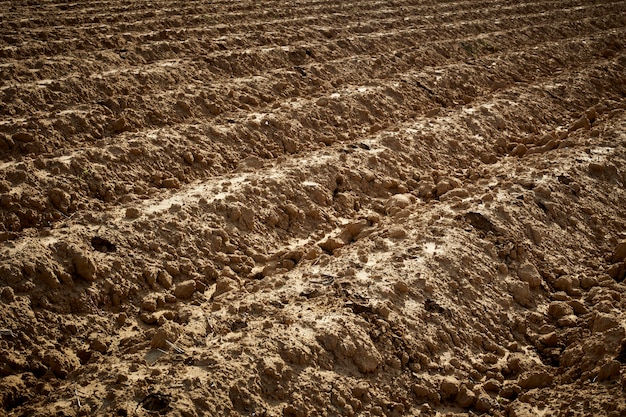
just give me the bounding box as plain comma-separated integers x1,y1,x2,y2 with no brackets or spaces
1,0,626,416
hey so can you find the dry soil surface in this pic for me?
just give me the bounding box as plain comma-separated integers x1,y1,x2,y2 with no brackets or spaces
1,0,626,416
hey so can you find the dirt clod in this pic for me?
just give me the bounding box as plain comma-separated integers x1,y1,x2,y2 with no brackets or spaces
173,280,196,299
2,1,626,416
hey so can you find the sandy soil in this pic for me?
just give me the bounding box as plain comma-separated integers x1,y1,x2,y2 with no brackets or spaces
1,0,626,416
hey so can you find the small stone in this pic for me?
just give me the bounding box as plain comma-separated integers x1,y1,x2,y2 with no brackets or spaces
173,280,196,299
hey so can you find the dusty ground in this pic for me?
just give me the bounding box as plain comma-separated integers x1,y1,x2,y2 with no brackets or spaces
1,0,626,416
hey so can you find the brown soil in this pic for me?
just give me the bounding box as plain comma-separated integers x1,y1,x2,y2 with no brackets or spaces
1,0,626,416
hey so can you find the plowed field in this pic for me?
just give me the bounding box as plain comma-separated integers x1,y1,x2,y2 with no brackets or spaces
2,0,626,416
